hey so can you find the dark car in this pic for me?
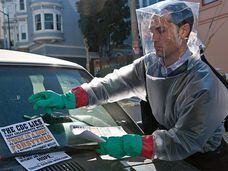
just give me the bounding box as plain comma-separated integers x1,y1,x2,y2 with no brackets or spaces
0,50,198,171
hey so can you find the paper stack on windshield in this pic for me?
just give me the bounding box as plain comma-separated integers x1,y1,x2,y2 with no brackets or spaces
70,125,127,143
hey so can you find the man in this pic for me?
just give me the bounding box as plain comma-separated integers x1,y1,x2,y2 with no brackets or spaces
29,0,228,170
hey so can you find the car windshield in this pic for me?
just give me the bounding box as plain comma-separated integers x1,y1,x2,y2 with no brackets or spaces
0,65,117,127
0,63,143,161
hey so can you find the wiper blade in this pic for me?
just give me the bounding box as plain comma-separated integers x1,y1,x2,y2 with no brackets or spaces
24,113,93,126
0,142,98,161
23,113,73,125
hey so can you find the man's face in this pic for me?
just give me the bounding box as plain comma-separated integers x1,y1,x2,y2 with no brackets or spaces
149,13,182,58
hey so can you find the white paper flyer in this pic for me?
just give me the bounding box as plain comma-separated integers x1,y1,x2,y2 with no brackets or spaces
0,117,71,171
70,125,127,142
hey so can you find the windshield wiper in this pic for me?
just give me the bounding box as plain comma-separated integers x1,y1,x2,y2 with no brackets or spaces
0,143,98,161
23,112,92,126
23,113,72,125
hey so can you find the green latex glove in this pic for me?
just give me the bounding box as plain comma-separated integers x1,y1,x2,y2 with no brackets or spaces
28,90,76,114
97,134,142,159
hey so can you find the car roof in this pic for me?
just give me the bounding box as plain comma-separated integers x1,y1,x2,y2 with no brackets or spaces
0,49,85,70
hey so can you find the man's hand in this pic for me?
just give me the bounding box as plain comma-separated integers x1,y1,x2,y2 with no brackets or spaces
97,134,154,159
28,90,76,114
97,135,142,159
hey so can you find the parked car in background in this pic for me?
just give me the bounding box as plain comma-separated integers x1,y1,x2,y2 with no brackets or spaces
0,50,199,171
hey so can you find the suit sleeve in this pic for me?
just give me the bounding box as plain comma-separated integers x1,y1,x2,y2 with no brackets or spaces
81,57,147,107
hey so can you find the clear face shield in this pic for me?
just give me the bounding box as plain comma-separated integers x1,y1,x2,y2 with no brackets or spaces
136,0,202,59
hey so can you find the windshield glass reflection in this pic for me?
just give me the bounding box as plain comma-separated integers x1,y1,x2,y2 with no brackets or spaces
0,66,117,127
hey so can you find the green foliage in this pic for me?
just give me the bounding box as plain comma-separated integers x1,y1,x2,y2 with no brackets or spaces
76,0,130,56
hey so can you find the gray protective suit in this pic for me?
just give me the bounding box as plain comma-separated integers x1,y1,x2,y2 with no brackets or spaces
81,0,228,161
81,51,228,160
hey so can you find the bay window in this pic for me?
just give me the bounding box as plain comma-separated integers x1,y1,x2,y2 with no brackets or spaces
56,14,62,31
33,13,62,32
44,13,54,30
35,14,41,31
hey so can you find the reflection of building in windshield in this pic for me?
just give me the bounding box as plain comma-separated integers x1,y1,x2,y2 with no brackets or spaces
0,68,34,126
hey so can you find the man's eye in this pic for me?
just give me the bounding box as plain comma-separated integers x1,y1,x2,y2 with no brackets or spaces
156,27,165,34
149,26,165,34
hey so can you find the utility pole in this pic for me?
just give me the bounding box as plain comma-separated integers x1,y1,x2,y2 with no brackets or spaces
0,9,11,49
130,0,140,58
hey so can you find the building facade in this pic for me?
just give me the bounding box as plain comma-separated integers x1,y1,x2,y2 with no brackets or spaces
1,0,97,68
186,0,228,73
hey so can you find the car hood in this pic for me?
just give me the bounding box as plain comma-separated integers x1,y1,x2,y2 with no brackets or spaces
0,122,151,171
0,151,198,171
0,123,199,171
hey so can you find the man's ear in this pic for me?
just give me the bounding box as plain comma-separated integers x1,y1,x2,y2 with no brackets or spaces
178,23,191,39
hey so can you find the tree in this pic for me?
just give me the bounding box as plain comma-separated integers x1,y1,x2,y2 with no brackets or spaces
76,0,130,57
